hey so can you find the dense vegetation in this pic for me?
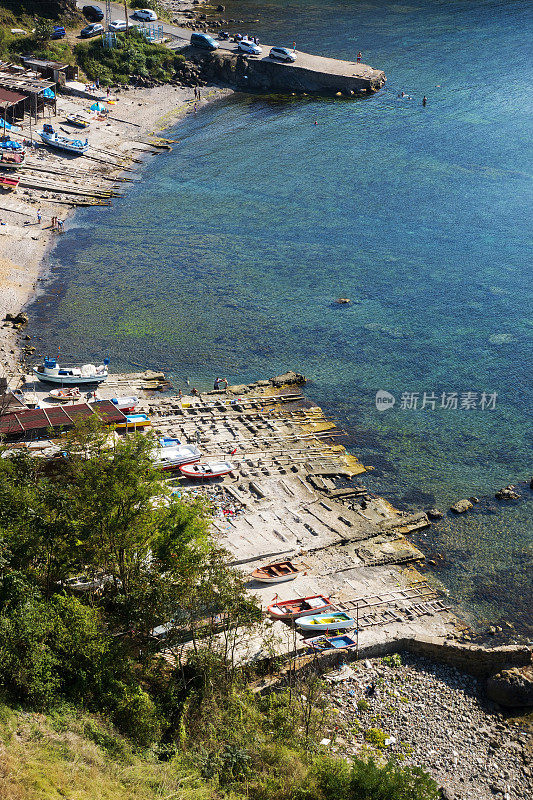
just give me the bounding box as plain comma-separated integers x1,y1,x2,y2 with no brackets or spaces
75,28,185,85
0,417,440,798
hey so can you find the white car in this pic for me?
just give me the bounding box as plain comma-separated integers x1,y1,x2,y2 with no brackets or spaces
237,39,262,56
132,8,158,21
109,19,127,32
269,46,297,62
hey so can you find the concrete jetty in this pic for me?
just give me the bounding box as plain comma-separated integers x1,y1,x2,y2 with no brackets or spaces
188,45,387,95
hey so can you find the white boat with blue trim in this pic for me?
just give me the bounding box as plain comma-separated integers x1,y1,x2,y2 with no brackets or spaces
37,124,89,155
33,357,110,385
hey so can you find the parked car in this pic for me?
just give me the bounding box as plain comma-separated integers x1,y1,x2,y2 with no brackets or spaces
190,32,219,51
238,39,262,56
82,5,104,22
269,46,297,62
80,22,105,38
109,19,127,32
132,9,158,21
51,25,66,39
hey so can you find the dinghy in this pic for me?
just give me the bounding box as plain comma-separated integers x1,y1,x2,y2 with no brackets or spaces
49,387,82,401
251,560,308,584
66,113,91,128
33,357,109,385
110,396,138,413
179,461,235,479
295,612,355,632
159,437,181,447
306,634,357,651
37,123,89,155
153,444,201,470
115,413,151,429
267,594,336,621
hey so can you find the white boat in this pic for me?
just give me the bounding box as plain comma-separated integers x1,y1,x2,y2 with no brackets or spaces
295,612,355,632
179,460,235,479
251,560,308,584
37,123,89,155
153,444,201,471
33,357,110,385
111,396,138,412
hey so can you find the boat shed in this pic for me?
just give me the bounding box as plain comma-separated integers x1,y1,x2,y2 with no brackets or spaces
0,400,127,440
0,69,57,119
21,58,78,87
0,87,27,125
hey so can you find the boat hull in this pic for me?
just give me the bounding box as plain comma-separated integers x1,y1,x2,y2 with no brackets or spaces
179,461,234,479
306,634,357,651
267,595,335,620
296,614,355,632
33,368,108,385
252,573,299,584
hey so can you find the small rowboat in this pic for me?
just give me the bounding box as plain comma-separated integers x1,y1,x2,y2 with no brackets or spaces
66,113,91,128
116,413,151,429
0,150,24,168
111,396,138,413
37,124,88,155
0,175,19,190
267,594,335,621
49,387,81,401
154,444,201,470
179,460,235,479
306,634,357,651
296,612,355,632
251,560,308,584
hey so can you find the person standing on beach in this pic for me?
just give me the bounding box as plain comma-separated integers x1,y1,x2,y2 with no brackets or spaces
37,209,41,224
57,219,63,232
357,51,362,63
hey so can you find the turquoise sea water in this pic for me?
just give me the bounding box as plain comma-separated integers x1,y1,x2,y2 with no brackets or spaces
29,0,532,633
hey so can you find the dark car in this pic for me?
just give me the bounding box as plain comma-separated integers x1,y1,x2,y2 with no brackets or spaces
51,25,66,39
80,22,104,38
82,5,104,22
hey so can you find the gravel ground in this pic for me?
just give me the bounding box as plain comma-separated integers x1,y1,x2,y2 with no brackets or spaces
322,653,532,800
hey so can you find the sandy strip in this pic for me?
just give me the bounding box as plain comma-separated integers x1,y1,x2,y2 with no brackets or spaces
0,82,231,381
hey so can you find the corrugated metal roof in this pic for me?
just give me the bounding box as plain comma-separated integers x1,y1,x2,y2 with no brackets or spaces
0,400,126,436
0,87,26,105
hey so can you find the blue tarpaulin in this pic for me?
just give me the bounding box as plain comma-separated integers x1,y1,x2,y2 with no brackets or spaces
0,119,21,133
43,88,55,99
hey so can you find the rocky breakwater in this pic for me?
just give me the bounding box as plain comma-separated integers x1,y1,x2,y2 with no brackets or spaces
185,47,386,95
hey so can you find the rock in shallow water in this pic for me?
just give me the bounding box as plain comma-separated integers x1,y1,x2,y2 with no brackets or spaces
486,666,533,707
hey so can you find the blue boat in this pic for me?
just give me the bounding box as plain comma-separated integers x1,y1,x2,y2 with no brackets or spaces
306,634,357,651
159,437,181,447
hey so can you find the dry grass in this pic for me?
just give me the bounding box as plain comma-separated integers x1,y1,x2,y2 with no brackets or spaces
0,705,214,800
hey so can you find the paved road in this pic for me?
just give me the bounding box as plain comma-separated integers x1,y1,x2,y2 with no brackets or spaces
75,2,381,81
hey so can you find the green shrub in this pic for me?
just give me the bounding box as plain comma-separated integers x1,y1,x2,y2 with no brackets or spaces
363,727,388,748
112,687,162,748
356,699,370,712
382,653,402,668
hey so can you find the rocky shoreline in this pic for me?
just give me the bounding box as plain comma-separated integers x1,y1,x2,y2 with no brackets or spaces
324,653,532,800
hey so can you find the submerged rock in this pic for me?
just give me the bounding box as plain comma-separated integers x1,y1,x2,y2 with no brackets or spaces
427,508,444,519
495,486,520,500
450,499,473,514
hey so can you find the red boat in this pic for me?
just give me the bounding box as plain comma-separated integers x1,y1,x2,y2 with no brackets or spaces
0,175,19,190
267,594,336,621
179,460,235,479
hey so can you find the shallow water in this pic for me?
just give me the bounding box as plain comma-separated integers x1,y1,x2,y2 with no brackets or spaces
29,0,532,632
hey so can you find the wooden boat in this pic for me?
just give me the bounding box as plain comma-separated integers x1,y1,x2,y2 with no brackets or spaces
66,113,91,128
154,444,201,470
110,396,138,413
179,460,235,479
0,175,19,190
37,124,89,155
0,150,24,168
306,634,357,651
49,387,82,401
251,560,308,584
115,413,151,429
295,612,355,632
33,357,109,385
267,594,336,621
